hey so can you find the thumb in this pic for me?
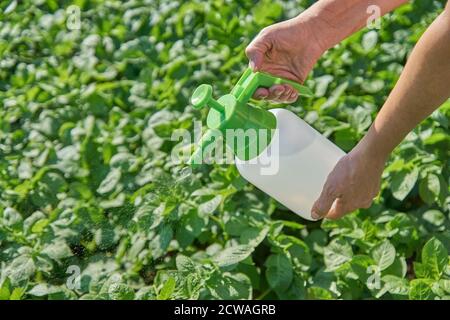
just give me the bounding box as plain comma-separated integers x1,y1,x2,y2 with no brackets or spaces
325,197,350,220
311,183,339,220
245,42,266,72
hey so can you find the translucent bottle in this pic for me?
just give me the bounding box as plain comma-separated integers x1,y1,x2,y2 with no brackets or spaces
235,108,345,220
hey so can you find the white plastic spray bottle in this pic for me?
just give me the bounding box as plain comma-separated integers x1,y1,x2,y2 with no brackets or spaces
189,68,345,220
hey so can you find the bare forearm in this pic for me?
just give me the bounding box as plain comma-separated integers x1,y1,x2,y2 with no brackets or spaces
299,0,409,50
358,7,450,159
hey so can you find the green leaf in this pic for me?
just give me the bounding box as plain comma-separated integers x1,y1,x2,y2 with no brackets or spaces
41,241,73,261
176,209,205,248
253,0,283,25
149,224,173,259
3,207,23,229
176,255,196,273
305,229,328,254
96,168,121,194
213,245,254,268
383,257,408,278
31,218,50,233
421,237,448,280
438,279,450,294
419,174,441,204
334,127,358,151
279,220,305,230
9,287,25,300
108,283,135,300
207,272,252,300
3,255,36,286
377,275,409,298
413,262,428,279
350,255,374,284
157,276,176,300
28,284,61,297
265,254,293,292
361,79,384,94
307,286,334,300
371,240,396,271
198,195,222,215
274,274,307,300
423,132,449,145
277,235,312,268
350,106,372,133
409,279,435,300
324,239,353,271
390,168,419,201
362,30,378,52
0,279,11,300
422,210,445,227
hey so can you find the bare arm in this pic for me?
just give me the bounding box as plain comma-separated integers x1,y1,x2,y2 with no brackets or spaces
358,4,450,161
246,0,408,101
312,4,450,219
303,0,409,51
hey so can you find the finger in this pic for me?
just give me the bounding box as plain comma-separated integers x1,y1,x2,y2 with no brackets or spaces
245,43,265,71
311,182,340,220
287,90,299,103
363,201,373,209
278,85,295,102
325,198,353,220
253,88,269,100
267,85,285,101
283,90,299,103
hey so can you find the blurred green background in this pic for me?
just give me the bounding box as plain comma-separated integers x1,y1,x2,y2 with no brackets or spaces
0,0,449,300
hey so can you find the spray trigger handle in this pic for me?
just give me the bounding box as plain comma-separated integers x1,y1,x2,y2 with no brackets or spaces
231,68,313,105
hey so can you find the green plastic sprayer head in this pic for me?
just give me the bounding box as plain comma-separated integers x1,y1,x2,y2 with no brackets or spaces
188,68,313,166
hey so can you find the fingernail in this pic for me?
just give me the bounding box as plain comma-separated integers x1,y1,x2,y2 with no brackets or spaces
255,92,267,100
274,89,283,96
311,210,320,220
249,61,256,70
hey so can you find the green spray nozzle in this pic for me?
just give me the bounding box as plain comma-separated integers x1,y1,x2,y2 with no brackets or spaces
188,68,313,166
191,84,225,112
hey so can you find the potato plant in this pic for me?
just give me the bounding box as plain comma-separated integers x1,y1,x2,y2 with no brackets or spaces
0,0,449,300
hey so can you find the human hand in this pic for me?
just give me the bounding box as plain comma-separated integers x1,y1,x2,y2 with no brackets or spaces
245,16,326,103
311,143,388,220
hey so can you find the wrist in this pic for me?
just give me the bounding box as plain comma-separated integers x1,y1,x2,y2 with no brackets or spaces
353,127,392,165
294,4,344,51
291,10,335,53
